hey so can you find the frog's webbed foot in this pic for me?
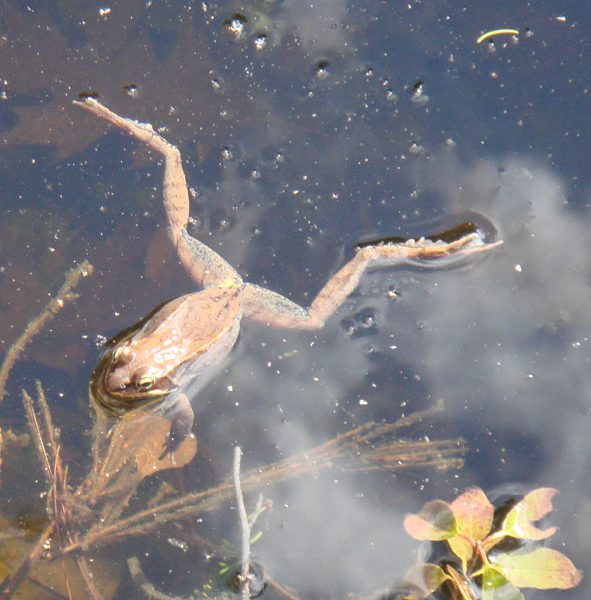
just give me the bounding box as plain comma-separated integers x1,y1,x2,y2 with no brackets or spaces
390,232,503,268
158,394,195,460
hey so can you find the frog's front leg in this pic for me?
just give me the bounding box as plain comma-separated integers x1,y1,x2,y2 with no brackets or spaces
159,392,194,458
241,233,501,330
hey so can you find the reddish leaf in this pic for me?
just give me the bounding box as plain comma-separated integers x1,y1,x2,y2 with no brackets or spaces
451,487,494,541
447,487,494,566
491,547,582,590
501,488,558,540
404,500,456,541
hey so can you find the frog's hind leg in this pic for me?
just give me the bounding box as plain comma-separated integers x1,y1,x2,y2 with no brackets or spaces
242,232,501,330
74,98,240,288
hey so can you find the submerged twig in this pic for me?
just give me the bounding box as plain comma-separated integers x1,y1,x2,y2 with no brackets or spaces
60,402,464,554
22,388,53,489
233,446,250,600
0,260,93,402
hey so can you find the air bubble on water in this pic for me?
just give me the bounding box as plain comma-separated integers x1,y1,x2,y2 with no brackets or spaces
386,286,398,300
315,60,330,80
409,142,423,155
341,319,357,336
210,78,223,92
254,33,268,51
187,216,203,234
95,335,108,347
250,168,261,180
410,80,429,105
223,13,247,40
357,309,377,329
220,146,235,162
385,88,398,102
123,84,140,98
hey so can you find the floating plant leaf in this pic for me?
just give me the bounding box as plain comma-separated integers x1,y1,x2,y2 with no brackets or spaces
402,486,582,598
491,547,583,590
404,563,450,596
403,499,457,541
448,487,494,567
481,566,524,600
501,487,558,541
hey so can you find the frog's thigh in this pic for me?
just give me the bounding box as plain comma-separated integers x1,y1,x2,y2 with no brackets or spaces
241,284,320,330
179,229,242,287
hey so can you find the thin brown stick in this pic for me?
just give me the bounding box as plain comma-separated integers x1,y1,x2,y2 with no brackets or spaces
36,380,59,466
22,389,53,489
0,261,93,403
75,556,105,600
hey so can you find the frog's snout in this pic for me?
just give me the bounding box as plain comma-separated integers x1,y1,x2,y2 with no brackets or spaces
107,369,131,391
107,346,135,391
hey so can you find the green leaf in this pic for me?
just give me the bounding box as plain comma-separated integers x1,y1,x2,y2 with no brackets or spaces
448,487,494,566
491,547,583,590
404,563,449,595
501,488,557,540
403,500,457,541
481,567,525,599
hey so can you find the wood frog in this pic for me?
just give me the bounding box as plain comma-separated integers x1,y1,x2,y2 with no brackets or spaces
78,98,500,454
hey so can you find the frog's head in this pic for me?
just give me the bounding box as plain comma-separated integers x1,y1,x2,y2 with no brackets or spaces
90,337,175,416
103,341,177,397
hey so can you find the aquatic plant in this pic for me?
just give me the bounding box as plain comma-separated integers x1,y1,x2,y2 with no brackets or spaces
403,487,582,599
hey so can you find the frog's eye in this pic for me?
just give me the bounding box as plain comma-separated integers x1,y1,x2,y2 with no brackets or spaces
136,376,155,391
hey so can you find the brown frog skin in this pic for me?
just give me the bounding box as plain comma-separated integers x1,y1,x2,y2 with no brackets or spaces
77,98,501,454
90,283,241,453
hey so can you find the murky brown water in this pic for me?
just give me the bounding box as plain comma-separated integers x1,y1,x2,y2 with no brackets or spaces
1,1,590,598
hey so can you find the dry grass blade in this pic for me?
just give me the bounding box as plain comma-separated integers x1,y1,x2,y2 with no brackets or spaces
21,388,53,489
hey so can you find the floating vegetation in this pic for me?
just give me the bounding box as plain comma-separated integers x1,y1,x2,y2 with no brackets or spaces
402,487,582,598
